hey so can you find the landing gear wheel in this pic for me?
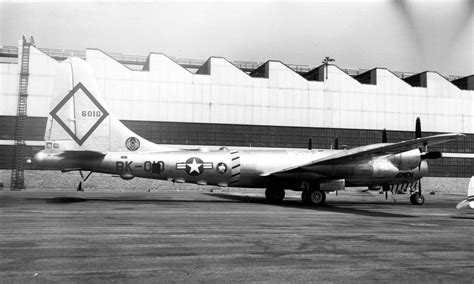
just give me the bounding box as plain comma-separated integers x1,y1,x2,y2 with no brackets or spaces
410,193,424,205
308,190,326,206
265,188,285,202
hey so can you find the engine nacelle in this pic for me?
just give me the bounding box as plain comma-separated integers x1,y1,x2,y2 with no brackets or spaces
320,179,345,191
368,185,382,191
388,149,422,171
372,159,399,178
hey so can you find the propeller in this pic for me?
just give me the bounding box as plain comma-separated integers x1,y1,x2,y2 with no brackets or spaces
416,117,442,160
415,117,423,199
382,128,388,143
412,117,441,205
421,151,442,160
415,117,422,139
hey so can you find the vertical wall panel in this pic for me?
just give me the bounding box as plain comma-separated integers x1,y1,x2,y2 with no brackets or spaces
0,47,473,138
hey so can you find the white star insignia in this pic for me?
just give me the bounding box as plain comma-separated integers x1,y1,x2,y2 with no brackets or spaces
218,164,226,173
187,158,202,174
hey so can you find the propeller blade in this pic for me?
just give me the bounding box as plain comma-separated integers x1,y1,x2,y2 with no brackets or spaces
334,137,339,150
308,137,312,150
415,117,422,139
421,151,442,160
382,128,387,143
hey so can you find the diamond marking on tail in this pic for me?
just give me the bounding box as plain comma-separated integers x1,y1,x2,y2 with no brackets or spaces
49,82,109,146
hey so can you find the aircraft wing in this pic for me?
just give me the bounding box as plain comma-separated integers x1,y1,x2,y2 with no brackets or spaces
58,150,106,158
261,133,464,177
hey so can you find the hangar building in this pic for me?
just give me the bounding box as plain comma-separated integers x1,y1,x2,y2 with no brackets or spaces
1,38,473,189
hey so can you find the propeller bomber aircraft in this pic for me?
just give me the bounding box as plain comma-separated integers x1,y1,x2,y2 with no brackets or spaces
33,58,465,206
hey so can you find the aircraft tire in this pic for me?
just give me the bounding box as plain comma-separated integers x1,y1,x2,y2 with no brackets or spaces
265,187,285,202
308,189,326,206
410,193,424,205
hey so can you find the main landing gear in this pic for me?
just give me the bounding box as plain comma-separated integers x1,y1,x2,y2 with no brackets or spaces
265,183,327,206
265,187,285,202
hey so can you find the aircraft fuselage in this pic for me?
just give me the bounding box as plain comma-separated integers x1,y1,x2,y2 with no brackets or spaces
34,148,427,190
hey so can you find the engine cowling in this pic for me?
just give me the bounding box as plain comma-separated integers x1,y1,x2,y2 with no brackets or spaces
388,149,422,171
372,158,399,178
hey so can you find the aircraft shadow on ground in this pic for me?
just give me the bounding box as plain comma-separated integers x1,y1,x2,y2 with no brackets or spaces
46,197,89,203
38,193,415,218
43,196,237,204
450,213,474,220
206,193,415,218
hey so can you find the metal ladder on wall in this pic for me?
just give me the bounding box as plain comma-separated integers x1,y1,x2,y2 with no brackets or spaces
10,37,33,190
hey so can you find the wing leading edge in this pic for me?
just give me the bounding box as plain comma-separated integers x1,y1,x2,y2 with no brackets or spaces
261,133,464,177
58,150,106,158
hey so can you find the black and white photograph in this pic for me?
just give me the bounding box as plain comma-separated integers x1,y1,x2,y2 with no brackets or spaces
1,0,473,282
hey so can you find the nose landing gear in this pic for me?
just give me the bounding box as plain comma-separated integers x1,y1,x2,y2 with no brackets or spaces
410,192,425,205
409,181,425,205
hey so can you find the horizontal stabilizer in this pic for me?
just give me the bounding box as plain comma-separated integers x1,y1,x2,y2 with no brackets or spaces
456,199,472,210
457,176,474,210
59,150,106,158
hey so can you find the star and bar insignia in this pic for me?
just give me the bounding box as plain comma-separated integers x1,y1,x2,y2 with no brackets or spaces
176,157,213,176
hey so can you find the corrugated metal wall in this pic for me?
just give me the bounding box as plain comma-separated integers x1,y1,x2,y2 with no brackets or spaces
1,45,472,133
0,44,473,177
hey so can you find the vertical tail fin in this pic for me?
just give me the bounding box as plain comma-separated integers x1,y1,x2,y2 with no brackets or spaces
45,57,171,153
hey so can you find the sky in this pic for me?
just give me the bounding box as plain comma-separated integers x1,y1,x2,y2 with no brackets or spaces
0,0,473,76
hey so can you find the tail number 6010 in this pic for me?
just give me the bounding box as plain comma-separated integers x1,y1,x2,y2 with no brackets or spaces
82,111,102,117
